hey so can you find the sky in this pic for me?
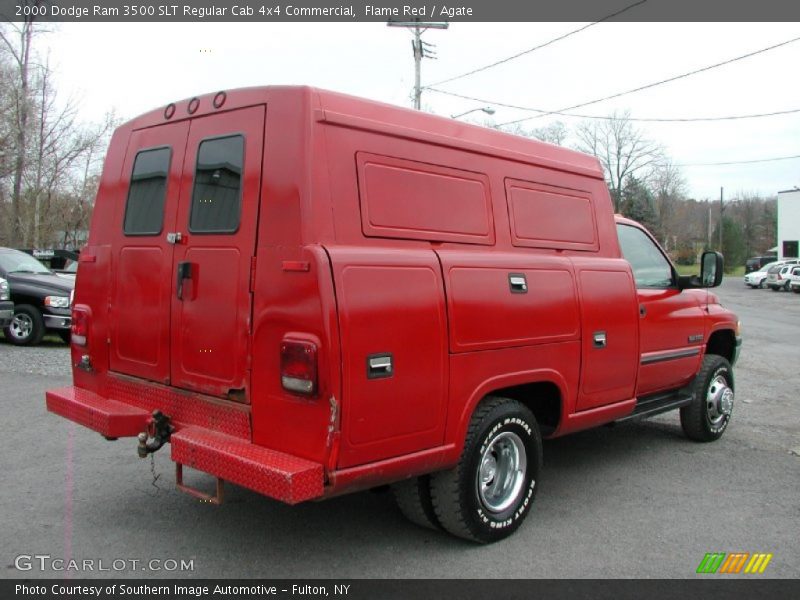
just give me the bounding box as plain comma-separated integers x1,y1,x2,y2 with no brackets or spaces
35,21,800,200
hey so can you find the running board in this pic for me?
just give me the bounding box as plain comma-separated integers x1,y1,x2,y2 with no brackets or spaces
615,390,693,424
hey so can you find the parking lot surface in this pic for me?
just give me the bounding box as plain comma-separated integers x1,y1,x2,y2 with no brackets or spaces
1,278,798,579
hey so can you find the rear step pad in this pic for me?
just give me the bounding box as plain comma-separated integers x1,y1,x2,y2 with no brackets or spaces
615,391,693,424
171,427,324,505
46,386,150,438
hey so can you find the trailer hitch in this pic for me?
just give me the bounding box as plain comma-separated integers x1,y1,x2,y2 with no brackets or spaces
137,410,174,458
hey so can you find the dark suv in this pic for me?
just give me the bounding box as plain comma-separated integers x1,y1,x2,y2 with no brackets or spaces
745,255,778,273
0,248,74,345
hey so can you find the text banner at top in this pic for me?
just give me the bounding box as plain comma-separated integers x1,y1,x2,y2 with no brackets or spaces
2,0,800,22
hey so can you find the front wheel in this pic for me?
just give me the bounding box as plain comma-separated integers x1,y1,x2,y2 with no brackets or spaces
430,396,542,543
4,304,45,346
680,355,734,442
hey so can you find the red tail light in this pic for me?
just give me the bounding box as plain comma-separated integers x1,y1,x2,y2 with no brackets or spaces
71,307,89,346
280,339,318,396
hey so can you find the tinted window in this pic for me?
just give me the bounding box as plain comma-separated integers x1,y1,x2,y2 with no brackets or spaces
617,224,673,288
123,147,171,235
189,135,244,233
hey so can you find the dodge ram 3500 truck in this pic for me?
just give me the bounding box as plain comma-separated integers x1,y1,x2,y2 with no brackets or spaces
46,87,741,543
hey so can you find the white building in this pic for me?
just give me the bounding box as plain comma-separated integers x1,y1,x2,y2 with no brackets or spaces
777,189,800,260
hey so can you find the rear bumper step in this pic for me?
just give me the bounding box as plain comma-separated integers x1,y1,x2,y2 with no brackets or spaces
171,427,324,504
46,386,150,438
46,386,324,505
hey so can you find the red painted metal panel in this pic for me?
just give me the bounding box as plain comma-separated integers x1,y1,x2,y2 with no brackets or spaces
171,427,323,504
357,152,494,245
328,247,448,468
46,386,149,438
574,264,640,410
437,251,580,353
506,179,599,252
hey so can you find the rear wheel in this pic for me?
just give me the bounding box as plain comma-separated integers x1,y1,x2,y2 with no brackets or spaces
4,305,45,346
391,475,440,531
681,355,734,442
430,396,541,543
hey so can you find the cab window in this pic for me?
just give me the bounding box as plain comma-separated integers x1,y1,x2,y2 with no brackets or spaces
617,224,673,288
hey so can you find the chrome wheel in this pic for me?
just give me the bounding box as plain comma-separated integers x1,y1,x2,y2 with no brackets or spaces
9,313,33,341
706,374,734,426
476,431,527,513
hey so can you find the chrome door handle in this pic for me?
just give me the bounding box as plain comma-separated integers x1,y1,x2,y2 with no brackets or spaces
367,353,393,379
593,331,607,348
509,273,528,294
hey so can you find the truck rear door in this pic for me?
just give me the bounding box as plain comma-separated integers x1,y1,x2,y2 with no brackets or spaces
109,106,265,399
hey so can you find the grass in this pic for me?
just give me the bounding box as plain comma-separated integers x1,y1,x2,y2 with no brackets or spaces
674,264,744,277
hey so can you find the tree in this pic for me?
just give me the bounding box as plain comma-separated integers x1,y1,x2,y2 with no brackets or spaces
1,12,116,248
620,176,658,233
650,159,687,250
712,216,746,272
573,110,665,212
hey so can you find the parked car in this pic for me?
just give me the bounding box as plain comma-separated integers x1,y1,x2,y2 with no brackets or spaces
54,259,78,281
743,261,781,288
745,255,778,273
765,264,798,291
45,86,740,544
0,277,13,329
789,266,800,294
0,247,74,345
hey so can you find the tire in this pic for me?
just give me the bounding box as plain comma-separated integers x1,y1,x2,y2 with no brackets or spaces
391,475,440,531
430,396,542,543
4,304,45,346
793,288,800,294
57,330,71,344
770,286,779,292
680,355,734,442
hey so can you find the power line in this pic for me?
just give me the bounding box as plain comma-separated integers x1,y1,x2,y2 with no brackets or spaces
427,88,800,122
674,153,800,167
424,0,648,89
497,34,800,127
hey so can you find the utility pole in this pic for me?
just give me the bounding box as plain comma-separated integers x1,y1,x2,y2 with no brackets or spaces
719,186,724,251
387,19,448,110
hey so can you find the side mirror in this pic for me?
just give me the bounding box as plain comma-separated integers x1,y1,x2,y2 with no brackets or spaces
700,251,724,287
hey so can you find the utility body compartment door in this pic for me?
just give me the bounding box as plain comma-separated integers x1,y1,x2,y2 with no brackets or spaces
328,247,448,468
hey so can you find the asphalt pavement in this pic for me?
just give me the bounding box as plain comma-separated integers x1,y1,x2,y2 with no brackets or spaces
1,277,798,579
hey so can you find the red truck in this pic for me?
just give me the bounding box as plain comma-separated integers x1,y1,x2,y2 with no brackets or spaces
46,86,741,543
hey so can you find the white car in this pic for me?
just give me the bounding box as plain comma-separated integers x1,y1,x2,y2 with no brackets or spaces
743,261,781,288
766,263,800,291
789,266,800,294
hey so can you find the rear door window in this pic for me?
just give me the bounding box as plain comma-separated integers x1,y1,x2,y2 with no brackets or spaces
188,135,244,233
123,147,171,235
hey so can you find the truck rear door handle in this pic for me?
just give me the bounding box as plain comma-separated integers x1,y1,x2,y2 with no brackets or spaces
176,261,192,300
367,353,393,379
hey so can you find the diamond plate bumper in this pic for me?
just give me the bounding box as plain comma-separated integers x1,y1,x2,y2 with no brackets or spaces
171,427,324,504
46,386,150,438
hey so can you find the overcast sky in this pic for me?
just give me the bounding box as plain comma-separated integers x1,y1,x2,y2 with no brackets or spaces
38,21,800,199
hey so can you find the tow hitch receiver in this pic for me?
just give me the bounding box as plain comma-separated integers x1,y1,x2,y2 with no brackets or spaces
137,410,174,458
